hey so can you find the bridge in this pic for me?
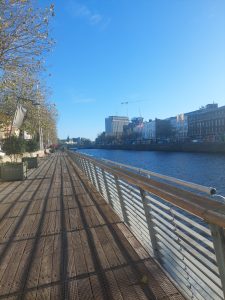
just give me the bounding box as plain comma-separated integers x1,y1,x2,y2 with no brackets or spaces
0,152,224,299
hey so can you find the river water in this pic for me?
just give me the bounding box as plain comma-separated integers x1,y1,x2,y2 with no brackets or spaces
77,149,225,196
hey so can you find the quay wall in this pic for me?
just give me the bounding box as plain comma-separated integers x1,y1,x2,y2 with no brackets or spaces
76,142,225,154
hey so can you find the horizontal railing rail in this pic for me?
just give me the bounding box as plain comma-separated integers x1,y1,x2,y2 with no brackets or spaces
68,150,225,300
101,158,217,196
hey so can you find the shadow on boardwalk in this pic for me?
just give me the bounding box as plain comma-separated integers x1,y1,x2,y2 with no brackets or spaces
0,152,185,300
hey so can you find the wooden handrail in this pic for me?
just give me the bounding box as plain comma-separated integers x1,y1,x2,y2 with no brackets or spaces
69,151,225,228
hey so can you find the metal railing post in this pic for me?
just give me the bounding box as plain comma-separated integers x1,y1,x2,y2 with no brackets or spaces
82,159,89,177
102,170,114,207
85,160,93,183
114,175,130,225
94,165,102,193
210,224,225,298
139,189,159,260
89,162,97,188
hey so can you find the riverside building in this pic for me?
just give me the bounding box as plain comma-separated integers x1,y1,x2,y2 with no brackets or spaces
142,120,156,140
105,116,129,136
188,104,225,142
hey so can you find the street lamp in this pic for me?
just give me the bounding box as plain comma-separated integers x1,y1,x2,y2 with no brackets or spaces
33,101,44,150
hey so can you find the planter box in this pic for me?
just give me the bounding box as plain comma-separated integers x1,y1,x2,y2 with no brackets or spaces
0,162,27,181
22,157,38,169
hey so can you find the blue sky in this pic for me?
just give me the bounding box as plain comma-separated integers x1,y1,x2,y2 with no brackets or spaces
44,0,225,140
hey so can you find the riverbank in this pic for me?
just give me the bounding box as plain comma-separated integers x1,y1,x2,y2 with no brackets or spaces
76,142,225,154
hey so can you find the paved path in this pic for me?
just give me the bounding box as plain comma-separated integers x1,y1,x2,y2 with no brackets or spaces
0,153,185,299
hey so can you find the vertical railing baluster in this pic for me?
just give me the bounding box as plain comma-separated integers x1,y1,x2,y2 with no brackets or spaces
88,162,95,186
209,224,225,299
86,161,93,183
114,175,129,225
139,189,159,260
91,163,99,190
102,170,114,207
84,160,91,181
83,159,89,177
81,159,87,175
94,165,103,195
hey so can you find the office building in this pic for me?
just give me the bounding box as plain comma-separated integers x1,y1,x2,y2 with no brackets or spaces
142,120,156,140
105,116,129,136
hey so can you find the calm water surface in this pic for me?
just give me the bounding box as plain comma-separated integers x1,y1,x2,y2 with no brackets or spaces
77,149,225,195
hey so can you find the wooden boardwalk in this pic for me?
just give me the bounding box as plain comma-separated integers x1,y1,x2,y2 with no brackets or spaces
0,153,185,300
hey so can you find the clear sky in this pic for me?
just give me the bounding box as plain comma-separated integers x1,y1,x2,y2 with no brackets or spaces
43,0,225,140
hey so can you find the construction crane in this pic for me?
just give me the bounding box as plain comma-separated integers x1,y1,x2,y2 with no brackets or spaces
121,99,150,117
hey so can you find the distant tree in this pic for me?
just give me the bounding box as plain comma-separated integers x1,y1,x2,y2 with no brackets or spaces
121,131,141,144
80,138,92,145
95,132,106,144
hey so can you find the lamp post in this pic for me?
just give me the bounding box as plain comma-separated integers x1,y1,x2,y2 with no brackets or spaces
35,84,44,151
33,101,44,150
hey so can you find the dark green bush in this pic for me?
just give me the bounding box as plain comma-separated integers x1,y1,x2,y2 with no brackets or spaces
2,136,26,161
25,139,39,153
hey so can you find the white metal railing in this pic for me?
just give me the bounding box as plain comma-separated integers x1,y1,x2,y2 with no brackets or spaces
68,151,225,300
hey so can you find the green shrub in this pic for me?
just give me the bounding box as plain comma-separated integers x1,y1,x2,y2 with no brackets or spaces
2,136,26,162
25,139,39,154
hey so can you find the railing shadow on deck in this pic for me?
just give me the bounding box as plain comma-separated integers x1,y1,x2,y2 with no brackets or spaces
67,150,225,300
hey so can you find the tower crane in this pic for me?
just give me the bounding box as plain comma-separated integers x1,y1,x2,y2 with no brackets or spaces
121,99,150,117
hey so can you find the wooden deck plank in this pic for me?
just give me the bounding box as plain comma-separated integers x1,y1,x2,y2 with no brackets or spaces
0,217,18,242
105,270,124,300
0,240,29,296
67,208,83,231
101,225,127,266
68,280,79,300
0,204,11,219
0,243,16,287
90,227,111,270
7,240,33,295
77,277,94,299
27,199,44,215
79,230,95,274
67,231,89,277
113,267,144,300
89,275,105,300
6,202,27,218
51,233,61,283
26,237,46,289
37,235,55,286
95,225,122,269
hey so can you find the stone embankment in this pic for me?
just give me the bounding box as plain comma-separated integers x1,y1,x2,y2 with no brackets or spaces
77,142,225,154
